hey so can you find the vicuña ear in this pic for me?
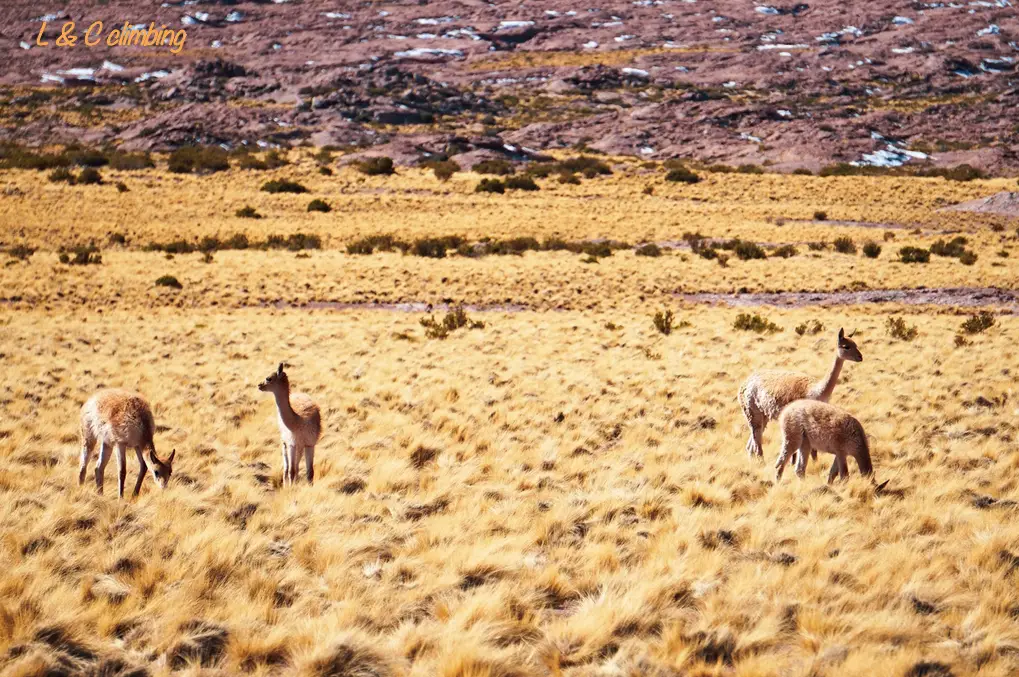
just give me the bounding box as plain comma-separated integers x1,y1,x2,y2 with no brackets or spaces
277,362,284,375
149,449,160,465
838,327,845,340
167,449,176,465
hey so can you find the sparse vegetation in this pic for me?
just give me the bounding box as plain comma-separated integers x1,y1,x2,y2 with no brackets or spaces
307,199,331,213
733,313,782,333
235,206,262,219
77,168,102,185
665,166,701,184
473,159,514,175
652,309,674,335
354,156,395,176
960,311,995,335
59,245,102,266
155,275,183,289
475,178,505,194
887,316,918,341
795,319,825,336
813,210,827,221
168,145,230,174
420,304,485,339
505,175,540,191
635,243,662,257
863,242,882,258
261,179,308,194
833,237,856,254
899,246,930,263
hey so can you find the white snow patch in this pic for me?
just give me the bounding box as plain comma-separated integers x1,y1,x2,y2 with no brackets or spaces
134,70,169,82
755,6,780,14
583,40,599,48
394,47,463,58
499,20,535,29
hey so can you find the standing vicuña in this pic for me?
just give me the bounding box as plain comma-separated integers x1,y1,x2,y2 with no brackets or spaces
738,328,862,460
79,389,175,497
774,400,873,484
258,363,321,486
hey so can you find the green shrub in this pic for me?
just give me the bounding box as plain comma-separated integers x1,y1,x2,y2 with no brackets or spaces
733,313,782,333
863,242,881,258
261,179,308,194
960,311,995,335
930,236,968,258
475,178,505,194
346,234,407,255
412,236,465,258
813,210,827,221
108,151,154,171
665,166,701,184
115,182,129,193
652,309,674,335
473,159,514,175
504,175,539,191
635,243,662,257
6,244,35,260
886,316,918,341
236,206,262,219
155,275,183,289
426,159,460,181
771,245,797,258
77,168,102,185
959,250,977,265
557,156,611,176
263,233,321,251
736,164,764,174
307,199,331,213
899,246,930,263
792,168,813,176
720,239,766,260
355,156,395,176
420,304,485,339
264,150,289,168
557,172,581,185
236,154,268,170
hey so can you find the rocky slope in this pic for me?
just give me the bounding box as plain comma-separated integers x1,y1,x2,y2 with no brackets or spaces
2,0,1019,170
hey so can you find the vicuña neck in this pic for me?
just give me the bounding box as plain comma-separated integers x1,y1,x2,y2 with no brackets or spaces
272,386,298,427
813,355,844,402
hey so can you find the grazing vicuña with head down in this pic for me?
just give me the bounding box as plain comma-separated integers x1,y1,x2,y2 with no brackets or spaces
774,399,874,484
258,362,322,486
738,327,862,460
79,388,175,497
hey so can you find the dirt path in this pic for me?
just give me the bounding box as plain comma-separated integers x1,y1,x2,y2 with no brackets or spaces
676,287,1019,310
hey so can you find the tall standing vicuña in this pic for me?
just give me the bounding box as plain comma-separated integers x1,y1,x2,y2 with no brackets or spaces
79,389,175,498
774,399,876,484
258,363,321,486
738,328,862,460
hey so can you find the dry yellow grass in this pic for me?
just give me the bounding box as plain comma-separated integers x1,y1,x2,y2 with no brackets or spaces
2,158,1019,676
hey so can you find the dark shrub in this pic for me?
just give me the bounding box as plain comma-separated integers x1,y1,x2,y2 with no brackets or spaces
236,206,262,218
542,237,570,251
931,236,968,258
236,154,268,170
557,156,611,176
722,239,766,260
225,233,250,249
319,166,333,176
505,175,539,191
960,251,978,266
475,178,505,194
808,241,827,251
6,244,35,260
355,157,395,176
635,243,662,257
887,317,918,341
473,159,514,175
961,311,995,334
168,146,230,174
420,304,485,338
264,150,289,168
795,319,824,336
899,246,930,263
77,168,102,185
412,236,465,258
108,151,154,170
792,168,813,176
733,313,782,333
261,179,308,194
653,309,674,335
115,182,129,193
665,166,701,184
346,234,406,255
49,167,75,184
863,242,881,258
199,237,221,253
426,159,460,181
558,172,581,185
307,199,331,213
771,245,797,258
155,275,183,289
736,164,764,174
833,237,856,254
813,210,827,221
61,245,102,265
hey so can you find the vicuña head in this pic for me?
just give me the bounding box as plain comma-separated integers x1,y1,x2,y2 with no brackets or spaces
836,327,863,363
148,449,176,489
738,326,864,461
258,362,289,394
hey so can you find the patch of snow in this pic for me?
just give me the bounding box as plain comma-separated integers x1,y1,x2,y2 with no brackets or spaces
394,47,463,58
134,70,169,82
323,12,350,19
740,132,763,143
777,109,793,117
614,35,635,42
499,20,535,29
892,16,914,24
416,17,453,24
640,146,655,154
101,60,124,72
417,33,436,39
977,24,1000,35
19,41,31,50
32,13,64,22
226,10,244,22
892,47,915,53
758,43,809,50
755,6,780,14
583,40,599,48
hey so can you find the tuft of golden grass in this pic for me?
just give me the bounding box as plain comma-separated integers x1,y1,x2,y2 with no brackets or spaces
3,157,1019,675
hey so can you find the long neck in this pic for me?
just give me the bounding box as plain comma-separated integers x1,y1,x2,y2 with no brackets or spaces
272,385,299,428
813,354,844,401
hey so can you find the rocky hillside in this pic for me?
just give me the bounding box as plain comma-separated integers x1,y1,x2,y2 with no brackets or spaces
2,0,1018,171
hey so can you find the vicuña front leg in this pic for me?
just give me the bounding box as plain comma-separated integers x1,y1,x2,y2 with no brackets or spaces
304,446,315,485
795,439,812,478
288,444,301,485
116,444,128,498
132,447,148,497
95,441,111,494
78,436,95,486
280,442,290,487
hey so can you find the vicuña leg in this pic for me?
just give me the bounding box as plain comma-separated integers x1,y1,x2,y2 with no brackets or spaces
827,457,840,484
288,444,301,485
774,428,801,482
304,446,315,485
795,438,813,478
78,435,96,485
95,441,111,494
837,455,849,481
280,442,290,486
116,444,128,498
132,447,148,497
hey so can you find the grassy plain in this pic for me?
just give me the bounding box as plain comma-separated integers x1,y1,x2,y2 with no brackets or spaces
1,155,1019,676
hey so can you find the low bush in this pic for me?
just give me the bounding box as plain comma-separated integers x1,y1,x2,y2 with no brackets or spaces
77,168,102,185
557,156,612,177
168,145,230,174
420,304,485,339
264,233,321,251
473,159,514,175
6,244,35,260
60,245,102,265
886,316,918,341
413,236,465,258
718,239,766,260
899,246,930,263
960,311,995,334
959,251,978,265
115,182,129,193
155,275,183,289
652,309,674,335
236,206,262,219
307,199,331,213
737,164,765,174
505,175,539,191
635,243,662,257
346,234,407,255
733,313,782,333
833,237,856,254
108,151,154,171
558,172,581,185
771,245,797,258
48,167,75,184
795,319,825,336
475,178,505,194
261,179,308,194
792,168,813,176
665,166,701,183
930,236,968,258
425,159,459,181
863,242,881,258
813,210,828,221
354,156,395,176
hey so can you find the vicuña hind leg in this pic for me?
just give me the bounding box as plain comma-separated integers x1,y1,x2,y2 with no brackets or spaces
280,442,290,486
132,447,148,497
827,457,840,484
116,444,128,498
795,438,813,478
288,444,301,485
774,429,801,482
95,441,111,494
304,446,315,485
78,435,96,485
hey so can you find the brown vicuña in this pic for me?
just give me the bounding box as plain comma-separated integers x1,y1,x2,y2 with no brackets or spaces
78,388,175,498
738,328,862,460
774,399,874,484
258,363,322,486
